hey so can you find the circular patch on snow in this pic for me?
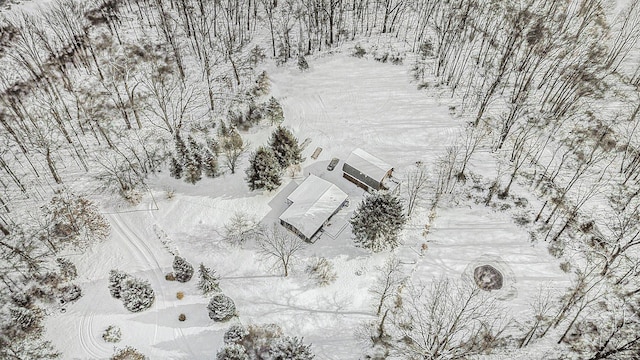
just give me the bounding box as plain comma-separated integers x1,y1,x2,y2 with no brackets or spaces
473,264,503,290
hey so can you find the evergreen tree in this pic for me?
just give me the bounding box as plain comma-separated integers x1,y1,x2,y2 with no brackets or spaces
120,277,155,313
108,270,131,299
175,133,189,162
224,324,249,344
350,192,407,252
188,136,203,166
173,256,194,282
269,126,302,169
266,97,284,126
203,148,220,178
252,70,270,96
216,344,248,360
197,263,221,295
169,157,183,179
269,336,315,360
246,146,282,191
183,154,203,184
208,293,236,321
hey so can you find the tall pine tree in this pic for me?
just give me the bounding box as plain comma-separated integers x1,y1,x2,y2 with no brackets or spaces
246,146,282,191
269,126,302,169
350,192,406,252
197,263,221,295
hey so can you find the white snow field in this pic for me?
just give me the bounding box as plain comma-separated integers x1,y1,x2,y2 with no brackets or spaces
45,54,570,359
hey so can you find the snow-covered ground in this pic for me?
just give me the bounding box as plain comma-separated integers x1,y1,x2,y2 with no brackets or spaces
45,54,570,359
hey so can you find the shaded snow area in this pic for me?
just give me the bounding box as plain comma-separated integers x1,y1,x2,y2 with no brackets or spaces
45,54,569,359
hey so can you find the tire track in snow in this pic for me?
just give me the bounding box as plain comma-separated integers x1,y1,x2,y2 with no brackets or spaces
144,199,196,358
77,295,104,359
108,213,195,358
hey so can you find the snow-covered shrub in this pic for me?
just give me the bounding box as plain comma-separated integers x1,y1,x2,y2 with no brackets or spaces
56,258,77,281
121,188,142,205
10,292,32,308
111,346,147,360
58,284,82,303
269,336,315,360
176,291,184,300
120,277,155,313
46,190,110,250
173,256,194,283
350,192,407,252
165,273,176,281
224,211,260,246
224,324,249,345
305,257,337,287
207,293,236,322
109,270,131,299
353,44,366,58
178,313,186,322
216,344,249,360
102,325,121,343
197,263,221,295
8,306,45,338
298,55,309,71
241,324,283,358
232,324,315,360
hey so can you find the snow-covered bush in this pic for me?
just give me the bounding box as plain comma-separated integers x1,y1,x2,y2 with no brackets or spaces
350,192,407,252
173,256,194,283
102,325,121,343
58,284,82,303
111,346,147,360
208,294,237,322
353,44,366,58
178,313,186,322
298,55,309,71
224,211,261,246
224,324,249,345
227,324,315,360
216,344,249,360
197,263,221,295
108,270,131,299
46,190,110,250
120,277,155,313
56,258,77,281
305,257,337,287
269,336,315,360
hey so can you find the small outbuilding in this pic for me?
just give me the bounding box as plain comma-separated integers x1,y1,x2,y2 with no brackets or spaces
279,175,349,242
342,148,393,192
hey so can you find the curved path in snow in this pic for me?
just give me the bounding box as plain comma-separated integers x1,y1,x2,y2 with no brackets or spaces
72,208,197,359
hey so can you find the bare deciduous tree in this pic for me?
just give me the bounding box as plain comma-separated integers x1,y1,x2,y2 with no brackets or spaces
385,277,509,359
257,223,305,277
405,162,428,217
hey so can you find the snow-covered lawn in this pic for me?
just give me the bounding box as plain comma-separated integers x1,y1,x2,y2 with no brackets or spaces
45,54,570,359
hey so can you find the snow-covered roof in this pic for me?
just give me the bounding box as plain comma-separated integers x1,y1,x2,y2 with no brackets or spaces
280,175,348,239
345,148,392,182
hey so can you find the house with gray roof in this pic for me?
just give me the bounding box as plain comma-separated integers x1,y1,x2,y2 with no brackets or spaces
279,174,349,242
342,148,393,192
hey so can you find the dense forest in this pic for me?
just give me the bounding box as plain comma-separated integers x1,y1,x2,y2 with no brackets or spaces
1,0,640,358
